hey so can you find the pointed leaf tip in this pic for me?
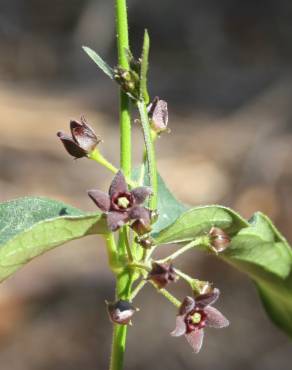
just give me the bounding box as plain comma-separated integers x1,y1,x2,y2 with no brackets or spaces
82,46,114,79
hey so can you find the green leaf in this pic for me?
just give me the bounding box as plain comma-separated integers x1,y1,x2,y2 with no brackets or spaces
257,275,292,339
139,30,150,104
132,168,187,235
224,212,292,279
154,174,188,234
0,197,107,282
82,46,114,79
154,205,248,244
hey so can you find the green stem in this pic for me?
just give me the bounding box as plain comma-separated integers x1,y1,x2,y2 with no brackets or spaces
89,149,136,188
130,279,148,300
157,237,208,263
110,269,134,370
124,230,134,262
137,100,158,210
149,281,181,308
104,233,119,273
174,268,204,294
129,262,150,272
110,1,132,370
116,0,131,178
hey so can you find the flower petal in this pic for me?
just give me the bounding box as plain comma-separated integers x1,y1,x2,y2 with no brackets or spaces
70,118,99,152
179,296,195,315
109,170,128,197
57,132,87,158
129,206,151,223
196,288,220,308
87,190,110,212
131,186,152,204
107,211,129,231
205,306,229,328
170,315,187,337
151,99,168,133
185,329,204,353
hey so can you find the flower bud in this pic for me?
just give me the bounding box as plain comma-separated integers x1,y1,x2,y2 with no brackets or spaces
131,219,152,236
57,116,101,159
114,67,139,99
147,262,177,289
150,209,159,225
209,227,230,253
135,235,155,249
147,97,169,134
106,299,137,325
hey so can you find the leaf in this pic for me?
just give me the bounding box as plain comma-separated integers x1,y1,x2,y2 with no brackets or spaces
82,46,114,79
256,275,292,339
154,205,248,244
132,168,187,235
139,30,150,104
0,197,107,282
224,212,292,279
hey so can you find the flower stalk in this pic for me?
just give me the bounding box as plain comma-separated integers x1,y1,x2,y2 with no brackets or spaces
110,1,133,370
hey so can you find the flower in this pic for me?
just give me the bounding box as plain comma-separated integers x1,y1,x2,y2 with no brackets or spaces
147,261,177,289
106,299,138,325
57,116,101,158
88,170,153,232
147,96,169,134
171,289,229,353
209,227,230,253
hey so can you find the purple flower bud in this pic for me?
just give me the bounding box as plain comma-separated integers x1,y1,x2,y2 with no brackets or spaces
147,262,177,289
106,300,137,325
135,235,155,249
209,227,231,253
147,97,169,134
57,116,101,158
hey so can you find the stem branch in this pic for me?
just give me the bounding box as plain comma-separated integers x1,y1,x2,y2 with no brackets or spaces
137,100,158,210
157,237,208,263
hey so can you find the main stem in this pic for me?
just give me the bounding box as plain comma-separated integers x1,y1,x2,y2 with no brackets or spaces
116,0,131,178
110,1,132,370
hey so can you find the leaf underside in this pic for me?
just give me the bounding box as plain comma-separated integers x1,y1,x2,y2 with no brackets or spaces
0,197,106,282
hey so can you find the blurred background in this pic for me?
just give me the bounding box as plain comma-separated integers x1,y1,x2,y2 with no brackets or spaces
0,0,292,369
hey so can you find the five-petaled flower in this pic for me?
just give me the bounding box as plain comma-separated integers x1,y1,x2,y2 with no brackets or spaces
57,116,101,158
171,289,229,353
88,170,153,232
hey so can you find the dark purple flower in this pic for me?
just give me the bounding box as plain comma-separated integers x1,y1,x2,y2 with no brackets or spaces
57,116,101,158
88,170,153,232
106,299,137,325
147,96,169,134
209,227,231,253
171,289,229,353
147,262,177,289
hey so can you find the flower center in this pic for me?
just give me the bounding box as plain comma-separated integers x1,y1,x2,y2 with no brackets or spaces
191,312,202,324
111,192,133,211
117,197,130,209
185,309,207,332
